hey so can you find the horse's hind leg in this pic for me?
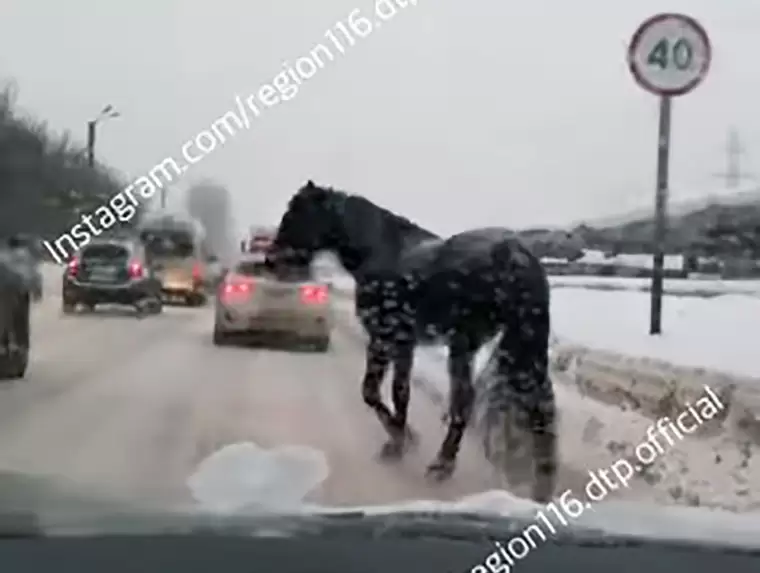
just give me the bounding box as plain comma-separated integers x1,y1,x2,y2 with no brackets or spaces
379,342,419,459
499,309,558,502
427,339,476,481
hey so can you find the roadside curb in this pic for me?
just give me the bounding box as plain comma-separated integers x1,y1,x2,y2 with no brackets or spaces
551,340,760,446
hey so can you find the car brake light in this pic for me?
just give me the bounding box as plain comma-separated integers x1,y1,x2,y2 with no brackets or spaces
192,263,203,280
128,260,144,279
300,284,328,304
220,277,254,301
66,256,79,276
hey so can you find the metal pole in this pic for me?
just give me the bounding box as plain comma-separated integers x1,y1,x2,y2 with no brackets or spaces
160,187,167,209
649,95,672,335
87,120,96,168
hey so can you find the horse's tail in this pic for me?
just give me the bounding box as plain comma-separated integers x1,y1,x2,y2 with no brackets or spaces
479,302,557,502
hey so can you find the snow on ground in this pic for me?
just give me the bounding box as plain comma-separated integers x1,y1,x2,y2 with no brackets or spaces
328,273,760,298
549,276,760,297
551,288,760,380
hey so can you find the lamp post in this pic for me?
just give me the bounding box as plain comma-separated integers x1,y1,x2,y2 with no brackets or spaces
86,104,120,168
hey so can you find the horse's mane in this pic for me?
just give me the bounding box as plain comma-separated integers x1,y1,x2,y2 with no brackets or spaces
320,186,440,242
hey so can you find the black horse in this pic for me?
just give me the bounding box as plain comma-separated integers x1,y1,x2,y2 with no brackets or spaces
267,181,557,502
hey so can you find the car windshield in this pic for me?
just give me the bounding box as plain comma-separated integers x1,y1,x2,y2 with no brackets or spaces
235,259,268,276
3,3,760,563
80,243,130,263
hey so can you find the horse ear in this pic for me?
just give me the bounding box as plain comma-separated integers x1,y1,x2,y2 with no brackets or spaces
306,179,315,189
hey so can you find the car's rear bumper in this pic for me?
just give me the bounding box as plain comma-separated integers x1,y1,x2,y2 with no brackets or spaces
160,279,205,298
62,280,154,305
216,307,331,338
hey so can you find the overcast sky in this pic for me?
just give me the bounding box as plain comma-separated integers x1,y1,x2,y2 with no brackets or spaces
2,0,758,237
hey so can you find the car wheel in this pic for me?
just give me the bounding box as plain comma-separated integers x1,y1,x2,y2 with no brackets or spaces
187,293,206,307
313,335,331,353
150,297,163,314
0,297,30,380
0,347,28,380
212,326,229,346
61,300,77,315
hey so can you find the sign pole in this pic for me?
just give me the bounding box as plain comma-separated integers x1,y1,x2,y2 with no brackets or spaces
627,12,711,335
650,95,671,334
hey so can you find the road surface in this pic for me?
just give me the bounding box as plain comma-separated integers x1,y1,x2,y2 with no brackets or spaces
0,265,756,514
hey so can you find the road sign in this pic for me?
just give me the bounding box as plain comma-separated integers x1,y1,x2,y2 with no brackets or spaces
626,14,711,335
627,13,711,97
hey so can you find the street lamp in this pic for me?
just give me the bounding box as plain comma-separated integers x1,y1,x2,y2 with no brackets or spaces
87,104,120,168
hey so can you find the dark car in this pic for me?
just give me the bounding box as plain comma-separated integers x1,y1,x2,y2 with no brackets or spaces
61,238,162,317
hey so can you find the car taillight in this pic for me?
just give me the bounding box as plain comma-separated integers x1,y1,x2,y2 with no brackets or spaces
66,256,79,276
192,263,203,280
220,278,254,301
300,284,328,304
128,260,144,279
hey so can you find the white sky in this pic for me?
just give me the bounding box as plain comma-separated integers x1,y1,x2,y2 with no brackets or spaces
2,0,759,237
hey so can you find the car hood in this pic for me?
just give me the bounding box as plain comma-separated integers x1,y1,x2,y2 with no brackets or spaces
0,469,758,551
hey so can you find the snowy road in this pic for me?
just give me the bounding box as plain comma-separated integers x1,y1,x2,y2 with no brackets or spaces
0,266,757,515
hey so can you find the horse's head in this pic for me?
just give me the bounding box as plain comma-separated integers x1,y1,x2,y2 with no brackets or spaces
268,180,342,268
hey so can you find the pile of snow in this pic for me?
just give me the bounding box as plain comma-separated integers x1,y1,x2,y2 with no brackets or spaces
187,442,329,513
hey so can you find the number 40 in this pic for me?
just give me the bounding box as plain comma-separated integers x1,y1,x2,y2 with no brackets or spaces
647,37,693,70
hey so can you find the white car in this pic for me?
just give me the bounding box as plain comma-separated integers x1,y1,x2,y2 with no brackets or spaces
212,252,333,351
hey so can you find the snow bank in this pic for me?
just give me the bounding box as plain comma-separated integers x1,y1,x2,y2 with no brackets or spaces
549,288,760,448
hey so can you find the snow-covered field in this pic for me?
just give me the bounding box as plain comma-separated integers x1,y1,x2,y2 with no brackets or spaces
549,276,760,297
329,274,760,378
552,288,760,379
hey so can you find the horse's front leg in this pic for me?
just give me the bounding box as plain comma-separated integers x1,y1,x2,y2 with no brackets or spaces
361,337,401,453
427,340,476,481
379,341,419,459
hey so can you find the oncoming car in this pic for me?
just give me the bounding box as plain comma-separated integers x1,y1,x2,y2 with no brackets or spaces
61,237,163,316
213,252,333,351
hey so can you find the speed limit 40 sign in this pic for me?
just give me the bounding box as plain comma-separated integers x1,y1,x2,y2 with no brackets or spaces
627,13,711,96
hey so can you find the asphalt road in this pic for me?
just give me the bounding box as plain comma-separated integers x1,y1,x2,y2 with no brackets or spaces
0,265,754,515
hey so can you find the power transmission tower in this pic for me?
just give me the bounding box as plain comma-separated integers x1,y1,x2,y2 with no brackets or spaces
712,128,756,190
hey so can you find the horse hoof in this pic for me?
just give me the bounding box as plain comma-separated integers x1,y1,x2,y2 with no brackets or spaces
378,439,405,460
425,458,456,482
